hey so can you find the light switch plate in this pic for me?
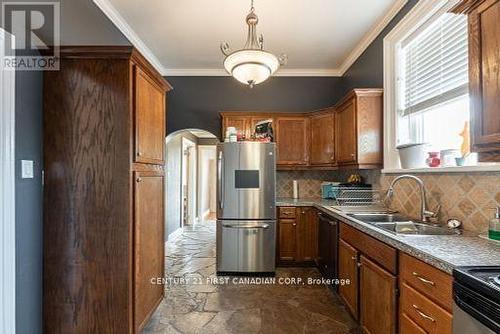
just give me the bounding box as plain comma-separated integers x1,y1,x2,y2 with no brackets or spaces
21,160,34,179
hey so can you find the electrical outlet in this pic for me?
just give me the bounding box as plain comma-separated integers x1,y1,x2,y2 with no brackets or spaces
21,160,34,179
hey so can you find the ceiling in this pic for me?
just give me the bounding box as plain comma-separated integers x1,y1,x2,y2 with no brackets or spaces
94,0,406,76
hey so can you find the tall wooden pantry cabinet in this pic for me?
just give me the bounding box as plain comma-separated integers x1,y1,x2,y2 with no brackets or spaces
43,46,172,333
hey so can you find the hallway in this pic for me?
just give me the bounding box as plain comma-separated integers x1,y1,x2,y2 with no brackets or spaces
143,223,359,334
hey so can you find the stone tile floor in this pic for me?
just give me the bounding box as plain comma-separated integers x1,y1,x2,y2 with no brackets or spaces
143,222,359,334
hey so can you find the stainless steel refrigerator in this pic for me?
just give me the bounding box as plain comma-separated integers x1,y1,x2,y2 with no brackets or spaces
216,142,276,274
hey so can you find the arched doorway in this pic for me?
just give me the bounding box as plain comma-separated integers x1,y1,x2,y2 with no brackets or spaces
165,129,219,239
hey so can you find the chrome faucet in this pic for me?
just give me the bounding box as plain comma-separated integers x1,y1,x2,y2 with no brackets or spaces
385,174,437,223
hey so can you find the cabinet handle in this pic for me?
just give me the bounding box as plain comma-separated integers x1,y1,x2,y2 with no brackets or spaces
136,177,142,183
412,304,435,322
412,272,435,286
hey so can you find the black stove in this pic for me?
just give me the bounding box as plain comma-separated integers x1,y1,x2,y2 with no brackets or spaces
453,267,500,333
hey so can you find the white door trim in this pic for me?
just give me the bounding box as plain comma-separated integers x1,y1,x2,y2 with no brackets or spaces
0,27,16,334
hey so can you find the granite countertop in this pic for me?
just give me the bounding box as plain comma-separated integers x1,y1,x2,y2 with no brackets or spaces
277,197,500,274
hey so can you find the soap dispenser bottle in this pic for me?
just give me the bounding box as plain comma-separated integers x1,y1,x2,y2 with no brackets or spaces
489,207,500,241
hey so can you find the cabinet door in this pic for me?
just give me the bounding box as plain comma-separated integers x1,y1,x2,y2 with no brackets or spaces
135,67,165,165
134,171,164,331
336,98,357,164
275,117,309,165
400,312,427,334
359,255,397,334
278,219,297,262
296,207,318,262
469,1,500,161
338,239,359,319
310,111,335,165
249,116,274,138
222,116,250,139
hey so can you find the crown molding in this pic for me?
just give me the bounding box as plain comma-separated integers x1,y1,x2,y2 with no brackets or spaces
92,0,166,74
163,68,342,77
94,0,407,78
337,0,408,75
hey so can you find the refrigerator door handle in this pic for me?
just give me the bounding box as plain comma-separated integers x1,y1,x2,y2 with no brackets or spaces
222,223,270,229
218,150,224,211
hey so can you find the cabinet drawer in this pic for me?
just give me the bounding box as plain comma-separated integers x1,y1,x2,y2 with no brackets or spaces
340,224,397,274
278,207,296,219
400,312,427,334
400,253,452,311
400,283,452,334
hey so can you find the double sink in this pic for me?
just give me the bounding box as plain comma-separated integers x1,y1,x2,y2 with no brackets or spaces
347,213,461,236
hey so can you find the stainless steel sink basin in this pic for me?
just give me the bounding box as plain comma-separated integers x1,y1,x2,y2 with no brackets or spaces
348,213,461,236
374,222,461,235
350,213,412,223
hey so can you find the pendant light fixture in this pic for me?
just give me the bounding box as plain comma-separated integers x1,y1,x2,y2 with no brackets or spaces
220,0,287,88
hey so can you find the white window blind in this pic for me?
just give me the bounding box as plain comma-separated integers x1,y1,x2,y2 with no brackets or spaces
399,12,468,116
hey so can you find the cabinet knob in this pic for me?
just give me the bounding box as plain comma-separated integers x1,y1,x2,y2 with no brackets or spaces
136,177,142,183
292,223,297,226
301,211,305,214
350,153,355,157
357,262,362,267
351,256,357,260
138,151,143,157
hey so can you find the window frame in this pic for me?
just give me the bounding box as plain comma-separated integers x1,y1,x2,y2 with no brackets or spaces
382,0,500,173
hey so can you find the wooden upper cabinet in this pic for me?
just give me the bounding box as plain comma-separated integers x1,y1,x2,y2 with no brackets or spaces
249,116,274,138
134,171,164,332
335,89,383,168
222,115,250,139
275,116,310,165
455,0,500,161
310,110,335,166
134,67,166,165
359,255,397,334
336,99,357,164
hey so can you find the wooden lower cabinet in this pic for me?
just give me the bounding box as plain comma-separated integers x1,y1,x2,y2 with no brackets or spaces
336,223,453,334
277,207,318,265
296,207,319,262
359,255,397,334
338,239,359,319
400,283,452,334
278,219,297,262
400,312,427,334
134,171,165,332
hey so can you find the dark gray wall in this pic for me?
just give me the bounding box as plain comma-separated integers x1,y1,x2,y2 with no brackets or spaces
15,69,43,334
166,76,345,138
342,0,418,93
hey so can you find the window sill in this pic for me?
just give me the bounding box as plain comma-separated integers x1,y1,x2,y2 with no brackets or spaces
382,164,500,174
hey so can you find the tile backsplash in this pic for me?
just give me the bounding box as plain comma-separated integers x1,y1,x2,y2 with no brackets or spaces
380,172,500,233
277,170,500,233
276,170,379,198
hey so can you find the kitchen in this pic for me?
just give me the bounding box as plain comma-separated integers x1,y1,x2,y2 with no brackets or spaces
2,0,500,334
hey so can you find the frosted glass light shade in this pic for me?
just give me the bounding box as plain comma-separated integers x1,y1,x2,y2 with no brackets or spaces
224,49,280,86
